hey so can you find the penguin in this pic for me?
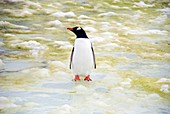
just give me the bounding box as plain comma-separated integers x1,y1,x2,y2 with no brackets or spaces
67,26,96,81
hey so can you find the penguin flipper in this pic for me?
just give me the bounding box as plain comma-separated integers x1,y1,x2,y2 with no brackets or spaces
70,47,74,69
91,46,96,69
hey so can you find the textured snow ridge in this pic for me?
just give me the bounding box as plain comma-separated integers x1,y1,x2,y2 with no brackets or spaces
52,11,76,18
133,1,155,7
47,20,64,27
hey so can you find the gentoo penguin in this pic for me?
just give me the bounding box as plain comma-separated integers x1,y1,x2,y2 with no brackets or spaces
67,26,96,81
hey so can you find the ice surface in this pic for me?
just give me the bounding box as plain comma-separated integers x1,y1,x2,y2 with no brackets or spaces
0,59,4,70
125,29,168,36
52,12,76,18
98,12,117,17
78,15,90,19
84,26,97,32
47,20,64,27
157,78,170,83
133,1,155,7
52,41,72,49
26,1,42,8
160,85,169,93
149,15,168,24
8,40,48,58
115,60,170,77
157,8,170,14
0,0,170,114
2,60,44,72
0,21,28,29
3,0,24,3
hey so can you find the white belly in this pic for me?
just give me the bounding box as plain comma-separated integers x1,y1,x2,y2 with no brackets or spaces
72,38,94,76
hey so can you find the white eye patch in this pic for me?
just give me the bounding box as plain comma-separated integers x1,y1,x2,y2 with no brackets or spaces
76,27,81,30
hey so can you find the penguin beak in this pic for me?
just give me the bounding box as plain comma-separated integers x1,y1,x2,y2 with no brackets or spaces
67,28,73,31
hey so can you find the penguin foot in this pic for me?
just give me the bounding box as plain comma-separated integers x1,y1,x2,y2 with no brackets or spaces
74,75,80,81
84,75,92,81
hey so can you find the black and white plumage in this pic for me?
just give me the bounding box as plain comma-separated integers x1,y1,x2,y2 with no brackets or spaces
67,26,96,81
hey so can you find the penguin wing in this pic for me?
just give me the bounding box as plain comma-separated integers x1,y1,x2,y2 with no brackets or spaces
69,47,74,69
91,46,96,69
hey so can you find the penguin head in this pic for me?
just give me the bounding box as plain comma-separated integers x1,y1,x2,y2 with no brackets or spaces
67,26,88,38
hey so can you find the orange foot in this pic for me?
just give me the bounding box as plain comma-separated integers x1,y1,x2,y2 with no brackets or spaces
84,75,92,81
74,75,80,81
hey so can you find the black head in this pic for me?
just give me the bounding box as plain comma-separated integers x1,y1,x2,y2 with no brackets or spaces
67,26,88,38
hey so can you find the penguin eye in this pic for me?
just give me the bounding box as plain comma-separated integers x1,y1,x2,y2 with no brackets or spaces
76,27,81,31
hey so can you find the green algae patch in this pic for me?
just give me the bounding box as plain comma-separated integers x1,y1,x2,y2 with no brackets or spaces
97,56,130,66
131,77,170,99
4,52,31,59
117,35,170,62
0,68,51,87
117,70,140,79
117,70,170,99
68,91,77,94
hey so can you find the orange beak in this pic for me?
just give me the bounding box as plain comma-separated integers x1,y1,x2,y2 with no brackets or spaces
67,28,73,31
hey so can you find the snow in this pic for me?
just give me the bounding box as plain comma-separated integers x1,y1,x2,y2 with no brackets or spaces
78,15,90,19
100,22,113,31
120,78,132,87
23,102,39,107
98,12,117,17
132,10,146,20
3,8,34,17
0,97,10,103
0,97,19,109
49,104,75,114
91,34,117,43
51,41,72,49
53,41,70,46
48,20,64,27
125,29,168,35
84,26,97,32
52,41,72,49
0,21,28,29
0,59,4,69
109,5,130,10
21,68,50,78
133,1,155,7
26,1,42,8
1,0,170,114
114,87,124,91
79,20,96,24
19,40,44,49
52,11,76,18
90,37,105,43
113,0,120,3
157,78,170,83
149,15,167,24
101,43,120,48
29,37,52,42
148,94,160,99
18,10,33,17
10,40,48,58
0,42,4,46
59,45,72,49
4,33,16,37
48,61,66,70
157,8,170,14
44,27,57,31
141,53,161,58
160,85,169,93
3,0,24,2
164,53,170,58
75,85,90,93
